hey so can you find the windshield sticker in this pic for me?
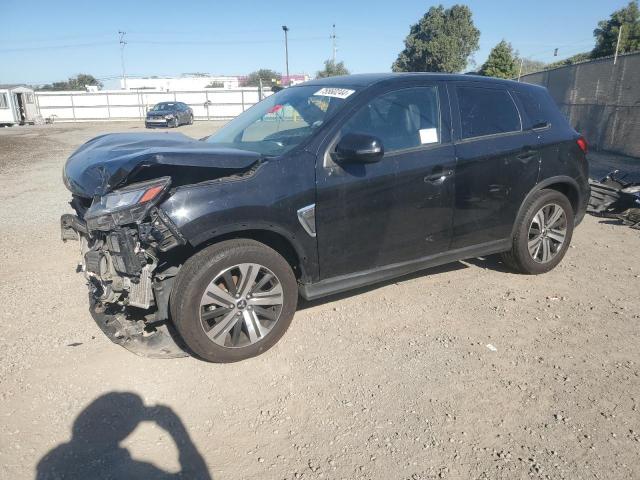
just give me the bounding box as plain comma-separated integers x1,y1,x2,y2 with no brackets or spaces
314,87,355,99
419,128,438,144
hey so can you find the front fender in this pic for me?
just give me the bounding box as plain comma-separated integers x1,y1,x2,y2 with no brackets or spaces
158,153,319,282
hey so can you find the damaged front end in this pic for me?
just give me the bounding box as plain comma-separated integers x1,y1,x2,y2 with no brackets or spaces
60,132,265,358
61,177,188,358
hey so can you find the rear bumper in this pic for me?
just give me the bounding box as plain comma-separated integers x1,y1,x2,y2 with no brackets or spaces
575,183,590,226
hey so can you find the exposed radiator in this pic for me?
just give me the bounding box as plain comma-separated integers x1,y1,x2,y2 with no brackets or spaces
127,263,154,309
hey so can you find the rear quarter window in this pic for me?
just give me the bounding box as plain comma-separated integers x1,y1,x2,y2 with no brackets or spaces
457,86,521,139
514,88,563,129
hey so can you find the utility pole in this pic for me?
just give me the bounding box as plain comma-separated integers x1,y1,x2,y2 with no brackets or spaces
517,57,524,82
614,24,623,65
282,25,290,86
331,24,337,63
118,30,127,89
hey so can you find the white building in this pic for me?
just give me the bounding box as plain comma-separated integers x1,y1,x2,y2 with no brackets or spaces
0,84,40,125
121,75,240,91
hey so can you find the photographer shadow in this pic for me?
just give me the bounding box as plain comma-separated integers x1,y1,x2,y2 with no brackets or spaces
36,391,212,480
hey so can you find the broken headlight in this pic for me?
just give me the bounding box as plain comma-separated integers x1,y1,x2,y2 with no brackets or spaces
85,177,171,231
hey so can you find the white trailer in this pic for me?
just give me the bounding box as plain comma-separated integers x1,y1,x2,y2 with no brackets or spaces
0,84,40,126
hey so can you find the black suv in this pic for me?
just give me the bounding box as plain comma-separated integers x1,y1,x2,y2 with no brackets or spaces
61,74,589,362
145,102,194,128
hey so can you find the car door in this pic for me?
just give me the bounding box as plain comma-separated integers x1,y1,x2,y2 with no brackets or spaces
178,103,187,123
315,83,456,279
449,82,541,249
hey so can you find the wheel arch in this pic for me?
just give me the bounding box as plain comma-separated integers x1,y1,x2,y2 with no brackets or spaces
511,176,581,236
187,226,312,283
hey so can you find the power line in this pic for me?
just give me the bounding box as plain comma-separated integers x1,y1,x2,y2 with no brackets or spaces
0,35,327,53
0,41,115,53
0,32,115,45
132,36,326,46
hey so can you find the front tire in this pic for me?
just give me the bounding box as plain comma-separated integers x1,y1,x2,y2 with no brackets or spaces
501,189,574,274
170,240,298,362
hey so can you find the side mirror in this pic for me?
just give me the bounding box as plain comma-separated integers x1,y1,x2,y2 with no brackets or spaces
334,133,384,164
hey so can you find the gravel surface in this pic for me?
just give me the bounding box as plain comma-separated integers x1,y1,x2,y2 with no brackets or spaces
1,122,639,480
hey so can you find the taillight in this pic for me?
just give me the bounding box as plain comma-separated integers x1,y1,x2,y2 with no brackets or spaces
576,137,588,155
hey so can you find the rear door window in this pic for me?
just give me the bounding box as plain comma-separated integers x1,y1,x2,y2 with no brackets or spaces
457,86,521,139
340,86,441,153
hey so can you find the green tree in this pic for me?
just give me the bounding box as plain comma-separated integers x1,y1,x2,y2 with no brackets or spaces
38,74,103,91
593,0,640,57
205,81,225,88
480,40,518,79
242,69,281,87
316,59,350,78
392,4,480,73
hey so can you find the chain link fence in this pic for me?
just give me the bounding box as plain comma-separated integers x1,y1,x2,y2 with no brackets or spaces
520,51,640,158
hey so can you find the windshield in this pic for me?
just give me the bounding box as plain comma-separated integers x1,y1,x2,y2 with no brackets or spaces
152,103,176,111
206,85,359,155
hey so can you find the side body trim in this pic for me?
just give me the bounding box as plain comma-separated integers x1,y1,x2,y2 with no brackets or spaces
299,238,510,300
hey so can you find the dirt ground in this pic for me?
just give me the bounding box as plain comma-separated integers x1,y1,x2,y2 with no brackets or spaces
1,121,639,480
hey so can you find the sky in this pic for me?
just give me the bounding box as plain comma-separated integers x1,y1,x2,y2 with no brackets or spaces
0,0,629,88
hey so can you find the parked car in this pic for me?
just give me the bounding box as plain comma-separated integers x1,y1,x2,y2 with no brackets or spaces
145,102,193,128
61,74,589,363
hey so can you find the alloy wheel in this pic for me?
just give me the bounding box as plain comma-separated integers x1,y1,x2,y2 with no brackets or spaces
527,203,567,263
199,263,284,348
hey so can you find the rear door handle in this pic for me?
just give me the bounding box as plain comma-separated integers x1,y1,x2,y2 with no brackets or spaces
424,169,454,183
516,146,538,161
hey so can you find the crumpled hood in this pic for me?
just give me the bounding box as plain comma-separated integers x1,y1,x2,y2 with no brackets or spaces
63,132,262,198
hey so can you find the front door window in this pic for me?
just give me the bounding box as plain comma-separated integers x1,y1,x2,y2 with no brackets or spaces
339,87,441,153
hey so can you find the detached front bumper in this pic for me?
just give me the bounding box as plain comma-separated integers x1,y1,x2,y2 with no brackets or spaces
89,295,186,358
61,212,188,359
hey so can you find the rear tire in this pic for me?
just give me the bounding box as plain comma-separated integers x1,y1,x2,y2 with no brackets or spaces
170,240,298,362
501,189,574,274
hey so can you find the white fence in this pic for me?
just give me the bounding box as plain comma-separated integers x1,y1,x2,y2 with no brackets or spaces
35,88,271,122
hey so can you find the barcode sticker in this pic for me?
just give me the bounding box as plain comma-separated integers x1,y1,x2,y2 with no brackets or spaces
314,87,355,99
